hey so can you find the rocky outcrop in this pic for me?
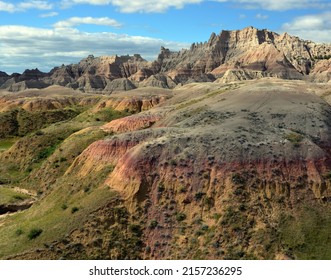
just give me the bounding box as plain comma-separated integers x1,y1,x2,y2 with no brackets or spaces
309,58,331,83
102,112,164,133
1,27,331,92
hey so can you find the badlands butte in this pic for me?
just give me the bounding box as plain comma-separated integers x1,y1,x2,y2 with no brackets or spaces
0,26,331,260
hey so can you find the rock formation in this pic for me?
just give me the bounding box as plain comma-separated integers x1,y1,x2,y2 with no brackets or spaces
0,26,330,91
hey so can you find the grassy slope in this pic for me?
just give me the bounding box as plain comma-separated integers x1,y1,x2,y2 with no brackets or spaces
0,187,31,205
0,98,133,258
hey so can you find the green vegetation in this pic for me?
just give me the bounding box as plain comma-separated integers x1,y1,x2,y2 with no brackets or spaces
36,144,58,161
176,212,187,222
0,107,83,139
74,107,130,123
0,138,17,152
71,207,79,214
278,206,331,259
285,132,304,147
15,229,24,236
149,220,158,229
314,54,331,60
28,228,43,240
0,188,30,205
176,88,228,110
61,204,68,210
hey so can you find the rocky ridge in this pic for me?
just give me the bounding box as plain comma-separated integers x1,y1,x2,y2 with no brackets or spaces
1,27,331,92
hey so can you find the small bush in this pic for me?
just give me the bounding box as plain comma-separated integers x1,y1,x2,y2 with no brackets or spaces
194,192,205,201
59,157,67,162
285,132,304,148
12,194,24,201
129,224,142,236
176,212,187,222
15,229,24,236
71,206,79,214
28,228,43,240
61,204,68,210
157,184,165,193
149,220,158,229
179,186,187,193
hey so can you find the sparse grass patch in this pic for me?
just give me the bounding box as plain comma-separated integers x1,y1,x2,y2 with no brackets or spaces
285,132,304,148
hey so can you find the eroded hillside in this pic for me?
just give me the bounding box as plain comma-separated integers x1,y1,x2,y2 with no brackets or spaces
0,79,331,260
1,27,331,93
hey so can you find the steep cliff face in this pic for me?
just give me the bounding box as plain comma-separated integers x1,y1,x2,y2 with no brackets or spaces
1,27,330,92
157,27,330,82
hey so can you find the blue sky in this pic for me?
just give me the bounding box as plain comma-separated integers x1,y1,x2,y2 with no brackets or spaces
0,0,331,73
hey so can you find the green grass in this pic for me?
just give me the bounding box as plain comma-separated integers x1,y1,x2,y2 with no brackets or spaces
0,107,84,139
27,228,43,240
0,138,17,151
0,187,31,205
278,206,331,259
176,88,228,110
0,164,117,259
285,132,304,147
74,107,131,123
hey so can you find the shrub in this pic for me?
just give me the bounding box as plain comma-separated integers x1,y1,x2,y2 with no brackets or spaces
28,228,43,240
61,204,68,210
15,229,24,236
176,212,187,222
157,184,165,193
129,224,142,237
285,132,304,148
149,220,158,229
12,194,24,201
194,192,205,201
71,206,79,214
179,186,187,193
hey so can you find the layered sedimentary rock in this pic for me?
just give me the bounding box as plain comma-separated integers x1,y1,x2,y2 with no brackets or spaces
1,27,330,92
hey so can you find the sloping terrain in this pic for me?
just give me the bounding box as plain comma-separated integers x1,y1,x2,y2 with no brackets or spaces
0,78,330,260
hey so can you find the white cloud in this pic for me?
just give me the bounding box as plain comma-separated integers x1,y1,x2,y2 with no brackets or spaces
0,1,52,12
61,0,203,13
214,0,331,11
39,11,58,18
60,0,331,12
0,1,16,12
0,25,189,73
53,17,122,28
281,12,331,43
18,0,53,10
255,13,268,20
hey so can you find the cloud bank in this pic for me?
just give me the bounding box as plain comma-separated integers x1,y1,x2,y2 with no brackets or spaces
0,0,53,12
281,12,331,43
0,24,189,73
60,0,331,12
